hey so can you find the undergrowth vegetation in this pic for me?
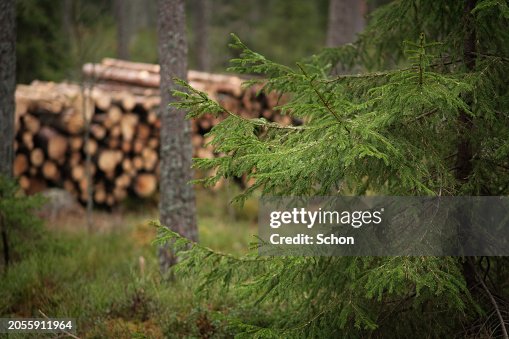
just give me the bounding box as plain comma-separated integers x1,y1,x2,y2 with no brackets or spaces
0,187,259,338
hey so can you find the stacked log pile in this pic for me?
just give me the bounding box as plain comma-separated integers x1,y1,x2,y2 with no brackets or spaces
13,58,289,206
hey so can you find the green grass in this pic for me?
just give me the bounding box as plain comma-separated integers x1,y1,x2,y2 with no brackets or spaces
0,186,261,338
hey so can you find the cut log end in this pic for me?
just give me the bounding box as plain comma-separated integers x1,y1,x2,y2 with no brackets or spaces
134,174,157,198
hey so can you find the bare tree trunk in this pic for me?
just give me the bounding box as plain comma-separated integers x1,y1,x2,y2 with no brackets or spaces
62,0,74,43
456,0,477,294
0,0,15,272
114,0,131,60
326,0,366,47
157,0,198,274
0,0,15,178
194,0,210,71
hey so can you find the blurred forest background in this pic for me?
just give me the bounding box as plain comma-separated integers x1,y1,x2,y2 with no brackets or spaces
17,0,345,83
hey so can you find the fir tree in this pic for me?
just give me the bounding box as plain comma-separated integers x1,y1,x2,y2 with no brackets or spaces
156,0,509,337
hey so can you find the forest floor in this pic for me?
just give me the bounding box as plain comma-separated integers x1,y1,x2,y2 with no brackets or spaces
0,186,261,338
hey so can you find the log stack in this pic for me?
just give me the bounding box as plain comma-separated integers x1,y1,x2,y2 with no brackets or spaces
13,58,289,207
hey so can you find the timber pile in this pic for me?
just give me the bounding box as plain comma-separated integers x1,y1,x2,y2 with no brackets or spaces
13,58,289,206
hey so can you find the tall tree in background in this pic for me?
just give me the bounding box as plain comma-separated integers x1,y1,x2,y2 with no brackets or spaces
326,0,365,47
157,0,198,273
193,0,210,71
114,0,131,60
62,0,74,47
0,0,16,178
0,0,16,271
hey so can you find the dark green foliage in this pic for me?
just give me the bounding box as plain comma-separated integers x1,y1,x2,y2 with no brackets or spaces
16,0,70,83
16,0,331,82
155,225,478,337
159,0,509,337
0,176,45,268
16,0,116,83
201,0,329,71
63,0,117,79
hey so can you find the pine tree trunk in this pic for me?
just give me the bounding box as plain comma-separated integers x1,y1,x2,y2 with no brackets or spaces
456,0,477,294
0,0,15,178
62,0,74,46
326,0,366,47
115,0,131,60
0,0,15,271
157,0,198,273
194,0,210,71
455,0,476,184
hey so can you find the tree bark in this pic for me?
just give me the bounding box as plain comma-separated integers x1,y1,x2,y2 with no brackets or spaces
455,0,478,297
1,212,8,271
0,0,15,272
326,0,366,47
194,0,210,71
114,0,131,60
0,0,16,177
157,0,198,273
62,0,75,47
